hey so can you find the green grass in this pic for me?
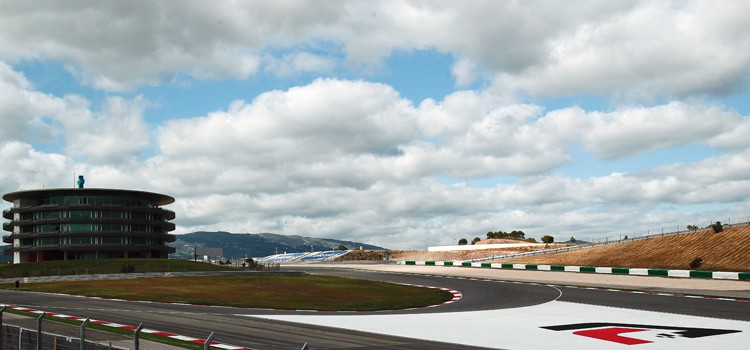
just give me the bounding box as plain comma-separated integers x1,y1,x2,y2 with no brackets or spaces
3,275,453,311
0,258,233,278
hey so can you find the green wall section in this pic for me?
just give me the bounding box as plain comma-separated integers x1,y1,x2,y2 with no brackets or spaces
611,267,630,274
689,270,714,279
399,261,747,281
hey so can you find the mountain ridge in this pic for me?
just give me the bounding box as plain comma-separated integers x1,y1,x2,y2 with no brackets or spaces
170,231,386,260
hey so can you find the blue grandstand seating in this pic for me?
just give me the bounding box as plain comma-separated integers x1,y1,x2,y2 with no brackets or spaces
256,250,351,263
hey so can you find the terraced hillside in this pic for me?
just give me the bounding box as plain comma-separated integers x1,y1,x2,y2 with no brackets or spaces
497,225,750,272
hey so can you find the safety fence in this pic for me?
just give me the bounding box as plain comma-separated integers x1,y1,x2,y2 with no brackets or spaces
1,310,131,350
0,324,131,350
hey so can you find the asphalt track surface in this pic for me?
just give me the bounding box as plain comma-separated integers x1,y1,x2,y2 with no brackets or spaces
1,265,748,349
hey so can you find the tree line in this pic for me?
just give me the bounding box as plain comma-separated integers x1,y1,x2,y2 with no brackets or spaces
456,230,557,245
486,230,527,240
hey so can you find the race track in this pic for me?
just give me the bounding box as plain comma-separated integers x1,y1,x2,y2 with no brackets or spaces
2,264,748,349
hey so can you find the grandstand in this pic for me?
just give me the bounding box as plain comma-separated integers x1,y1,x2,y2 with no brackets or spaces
256,250,351,263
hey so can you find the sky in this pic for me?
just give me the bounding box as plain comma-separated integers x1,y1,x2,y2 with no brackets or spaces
1,1,750,249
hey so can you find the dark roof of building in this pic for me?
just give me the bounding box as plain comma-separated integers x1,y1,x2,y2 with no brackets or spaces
2,188,175,206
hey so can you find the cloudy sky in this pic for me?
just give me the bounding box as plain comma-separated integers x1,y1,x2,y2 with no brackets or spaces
1,1,750,249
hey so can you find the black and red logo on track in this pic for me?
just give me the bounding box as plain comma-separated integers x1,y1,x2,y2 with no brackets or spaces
542,323,741,345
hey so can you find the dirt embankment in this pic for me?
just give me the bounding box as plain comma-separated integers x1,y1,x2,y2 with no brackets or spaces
337,225,750,272
336,249,506,262
335,244,570,262
496,225,750,272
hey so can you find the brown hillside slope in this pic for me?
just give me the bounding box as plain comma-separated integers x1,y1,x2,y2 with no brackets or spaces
497,225,750,272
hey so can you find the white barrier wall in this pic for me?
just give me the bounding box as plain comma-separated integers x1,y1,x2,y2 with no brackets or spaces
427,243,545,251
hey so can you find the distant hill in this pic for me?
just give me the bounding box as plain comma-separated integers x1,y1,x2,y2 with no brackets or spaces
170,231,386,260
0,247,10,262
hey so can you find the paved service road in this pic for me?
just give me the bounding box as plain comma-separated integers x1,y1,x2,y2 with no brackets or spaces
1,264,748,349
295,265,750,321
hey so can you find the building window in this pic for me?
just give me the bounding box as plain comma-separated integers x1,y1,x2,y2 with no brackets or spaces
131,237,148,245
68,223,93,232
102,236,122,245
38,237,60,246
69,210,92,219
70,236,93,245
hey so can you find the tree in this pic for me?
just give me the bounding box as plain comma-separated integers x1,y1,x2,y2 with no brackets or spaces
687,225,699,231
509,230,525,239
569,236,576,243
689,257,703,269
471,237,481,245
457,238,468,245
244,258,257,269
541,235,554,244
711,221,723,233
336,244,348,250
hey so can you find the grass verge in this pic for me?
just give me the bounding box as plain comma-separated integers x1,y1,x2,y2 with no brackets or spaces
0,259,233,278
2,275,453,311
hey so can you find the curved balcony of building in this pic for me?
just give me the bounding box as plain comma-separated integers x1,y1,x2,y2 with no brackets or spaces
7,211,174,226
164,221,176,232
128,206,175,219
96,230,177,243
5,218,62,227
159,208,176,220
8,204,62,213
12,243,176,254
8,217,175,229
3,234,12,244
7,230,176,243
3,209,11,220
8,201,172,213
117,218,176,231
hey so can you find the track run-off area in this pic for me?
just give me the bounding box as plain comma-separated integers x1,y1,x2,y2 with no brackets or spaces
2,263,749,349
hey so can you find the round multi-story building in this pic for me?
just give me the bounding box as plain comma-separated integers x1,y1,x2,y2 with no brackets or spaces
2,188,176,264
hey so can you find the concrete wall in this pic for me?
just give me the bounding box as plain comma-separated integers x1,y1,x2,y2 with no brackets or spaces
427,243,545,251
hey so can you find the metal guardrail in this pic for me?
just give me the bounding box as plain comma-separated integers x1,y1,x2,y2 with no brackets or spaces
469,219,750,263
